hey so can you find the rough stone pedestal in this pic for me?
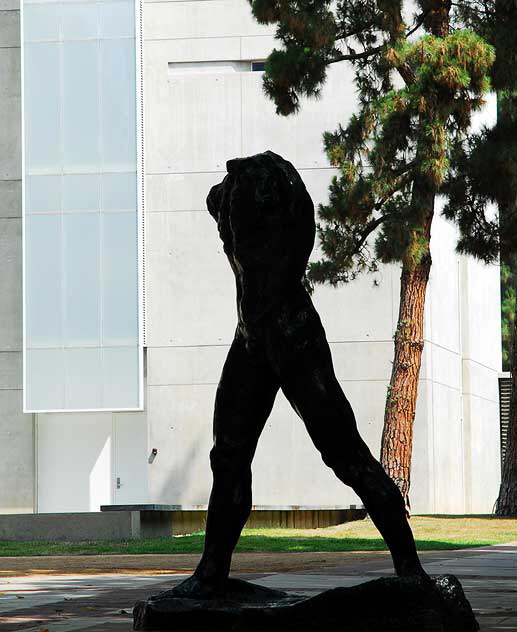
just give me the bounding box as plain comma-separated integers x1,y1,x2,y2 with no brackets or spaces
133,575,478,631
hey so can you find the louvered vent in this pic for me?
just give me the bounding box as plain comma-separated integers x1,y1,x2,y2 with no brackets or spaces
499,376,512,467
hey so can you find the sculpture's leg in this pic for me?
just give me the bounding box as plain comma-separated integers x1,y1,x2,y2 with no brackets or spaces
154,335,279,600
278,323,426,578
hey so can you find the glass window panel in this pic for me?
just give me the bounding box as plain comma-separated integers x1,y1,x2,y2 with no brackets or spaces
100,38,136,170
100,0,135,38
62,40,100,170
63,213,100,346
102,346,139,409
101,172,137,210
26,349,66,411
25,175,61,213
101,212,138,345
65,348,102,409
24,4,60,42
23,0,141,412
25,214,62,347
63,174,100,211
24,42,61,171
62,3,98,40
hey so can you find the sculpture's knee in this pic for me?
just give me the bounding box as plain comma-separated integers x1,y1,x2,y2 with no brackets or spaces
320,441,377,488
209,445,252,511
209,444,251,479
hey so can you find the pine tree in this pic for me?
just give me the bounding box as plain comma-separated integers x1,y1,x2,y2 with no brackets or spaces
248,0,494,509
443,0,517,515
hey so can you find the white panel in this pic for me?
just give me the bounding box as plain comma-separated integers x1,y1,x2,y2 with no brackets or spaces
24,42,61,170
62,40,100,170
63,213,100,346
100,0,135,38
25,175,61,213
62,3,98,40
23,1,143,411
26,349,65,411
102,212,138,345
63,174,100,212
23,4,60,42
100,38,136,170
102,346,140,409
25,214,62,347
65,347,103,409
101,172,137,210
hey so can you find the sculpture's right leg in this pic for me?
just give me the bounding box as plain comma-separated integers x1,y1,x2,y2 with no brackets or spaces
153,334,279,600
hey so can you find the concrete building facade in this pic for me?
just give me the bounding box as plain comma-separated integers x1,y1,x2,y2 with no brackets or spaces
0,0,502,517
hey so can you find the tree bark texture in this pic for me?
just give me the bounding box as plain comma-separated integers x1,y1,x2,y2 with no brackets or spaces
495,289,517,515
380,193,433,513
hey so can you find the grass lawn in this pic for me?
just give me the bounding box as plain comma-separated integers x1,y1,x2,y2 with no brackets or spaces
0,515,515,557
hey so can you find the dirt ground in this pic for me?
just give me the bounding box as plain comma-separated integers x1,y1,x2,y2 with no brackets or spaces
0,550,397,577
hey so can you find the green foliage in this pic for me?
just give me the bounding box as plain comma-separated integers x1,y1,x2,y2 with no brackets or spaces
443,2,517,368
248,1,494,286
454,1,517,92
315,29,493,280
443,111,517,262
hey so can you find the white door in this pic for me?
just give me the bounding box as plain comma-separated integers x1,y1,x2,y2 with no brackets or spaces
113,412,149,505
37,411,149,512
37,412,113,512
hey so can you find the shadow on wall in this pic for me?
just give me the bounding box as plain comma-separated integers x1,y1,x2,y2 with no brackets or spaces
155,438,212,507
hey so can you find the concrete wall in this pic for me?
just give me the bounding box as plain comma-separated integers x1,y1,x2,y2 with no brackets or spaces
142,0,502,514
143,0,395,508
0,0,35,514
0,511,142,541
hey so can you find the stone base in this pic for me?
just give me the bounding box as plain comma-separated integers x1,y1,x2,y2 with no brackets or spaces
133,575,479,631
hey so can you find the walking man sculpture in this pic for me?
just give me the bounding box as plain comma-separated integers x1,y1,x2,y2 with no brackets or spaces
156,151,426,600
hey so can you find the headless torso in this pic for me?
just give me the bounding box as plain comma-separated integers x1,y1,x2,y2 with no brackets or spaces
154,152,426,600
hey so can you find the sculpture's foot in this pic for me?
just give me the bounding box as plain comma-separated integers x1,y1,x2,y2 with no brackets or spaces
150,574,226,601
396,559,432,582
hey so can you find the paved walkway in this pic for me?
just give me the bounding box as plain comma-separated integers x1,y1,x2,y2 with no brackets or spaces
0,544,515,631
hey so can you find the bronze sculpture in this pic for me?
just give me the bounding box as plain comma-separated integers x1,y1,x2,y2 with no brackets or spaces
158,151,426,598
134,152,478,631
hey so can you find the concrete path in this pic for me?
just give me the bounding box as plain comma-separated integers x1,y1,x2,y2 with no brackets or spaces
0,544,515,631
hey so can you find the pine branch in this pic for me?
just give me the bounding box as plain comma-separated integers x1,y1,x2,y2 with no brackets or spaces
406,10,432,38
328,45,383,64
375,170,415,210
354,215,387,252
395,62,416,86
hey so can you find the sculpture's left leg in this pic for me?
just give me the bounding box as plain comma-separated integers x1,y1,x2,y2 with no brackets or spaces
152,333,279,601
273,306,426,578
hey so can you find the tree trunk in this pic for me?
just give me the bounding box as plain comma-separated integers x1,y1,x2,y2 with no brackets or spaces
380,1,449,513
495,286,517,515
380,195,433,513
